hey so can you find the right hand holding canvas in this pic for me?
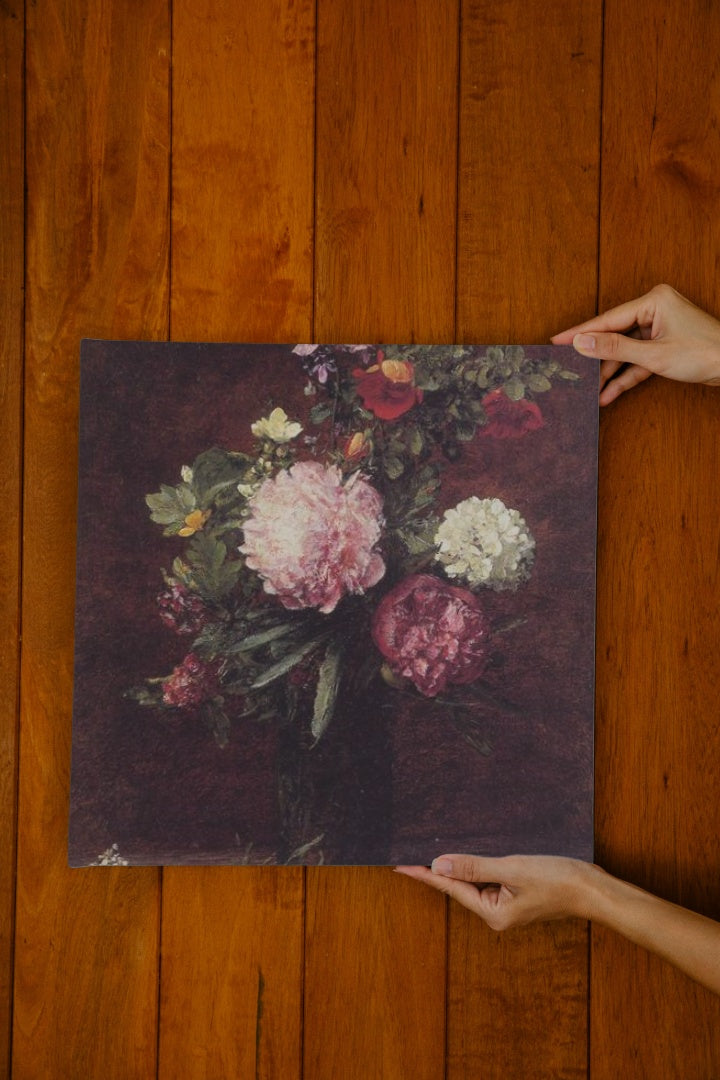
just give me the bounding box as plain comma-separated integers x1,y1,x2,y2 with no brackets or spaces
396,853,720,995
395,854,596,928
551,284,720,405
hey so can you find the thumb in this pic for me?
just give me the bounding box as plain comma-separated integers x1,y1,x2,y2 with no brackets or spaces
431,854,508,883
573,331,664,372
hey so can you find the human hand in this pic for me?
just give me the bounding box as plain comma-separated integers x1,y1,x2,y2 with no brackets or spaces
551,283,720,405
395,854,601,930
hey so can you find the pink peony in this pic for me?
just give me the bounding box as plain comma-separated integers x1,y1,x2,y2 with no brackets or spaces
480,389,543,438
162,653,222,708
371,573,490,697
240,461,386,614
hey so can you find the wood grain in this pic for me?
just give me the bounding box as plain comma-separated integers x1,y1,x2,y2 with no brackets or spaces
449,3,602,1075
14,1,169,1075
171,0,315,343
593,1,720,1073
0,2,24,1073
306,3,458,1076
160,2,315,1076
456,0,603,343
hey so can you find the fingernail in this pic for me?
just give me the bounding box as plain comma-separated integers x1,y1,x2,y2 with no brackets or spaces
431,858,453,875
574,333,596,352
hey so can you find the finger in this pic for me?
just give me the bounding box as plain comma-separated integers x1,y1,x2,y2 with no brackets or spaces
431,853,511,884
395,866,487,915
572,331,667,372
599,357,623,390
551,291,659,341
599,365,653,406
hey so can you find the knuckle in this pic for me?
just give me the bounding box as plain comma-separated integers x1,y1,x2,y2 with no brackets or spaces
455,856,478,881
652,282,675,301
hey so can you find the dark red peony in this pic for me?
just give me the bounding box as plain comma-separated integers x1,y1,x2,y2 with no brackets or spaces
162,653,222,708
371,573,490,697
157,583,213,636
480,389,543,438
353,356,423,420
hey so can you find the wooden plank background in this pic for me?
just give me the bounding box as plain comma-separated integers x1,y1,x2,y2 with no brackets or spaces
3,0,719,1076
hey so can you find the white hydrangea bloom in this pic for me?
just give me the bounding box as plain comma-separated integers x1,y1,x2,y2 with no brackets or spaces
251,407,303,443
434,496,535,590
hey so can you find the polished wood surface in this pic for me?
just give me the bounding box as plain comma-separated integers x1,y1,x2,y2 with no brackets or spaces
3,1,719,1076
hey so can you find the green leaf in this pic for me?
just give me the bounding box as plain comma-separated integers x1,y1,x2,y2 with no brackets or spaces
503,377,525,401
408,427,424,455
146,483,196,525
505,346,525,369
191,448,250,503
192,622,232,661
485,346,504,365
455,418,476,442
384,456,405,480
558,369,581,380
228,622,299,654
310,402,334,424
526,373,552,393
285,834,325,864
397,521,438,556
187,532,242,601
251,638,321,690
311,642,343,742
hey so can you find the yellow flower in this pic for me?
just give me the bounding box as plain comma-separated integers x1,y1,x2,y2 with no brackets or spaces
178,509,211,537
380,358,414,384
251,407,303,443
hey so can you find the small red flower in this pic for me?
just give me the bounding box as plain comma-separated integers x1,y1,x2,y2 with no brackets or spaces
371,573,490,698
480,389,543,439
162,653,222,708
157,583,213,636
353,358,423,420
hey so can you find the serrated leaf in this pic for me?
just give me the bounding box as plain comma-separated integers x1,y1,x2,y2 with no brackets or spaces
503,377,525,401
311,642,343,742
251,638,321,690
526,373,552,393
146,483,196,525
187,532,242,601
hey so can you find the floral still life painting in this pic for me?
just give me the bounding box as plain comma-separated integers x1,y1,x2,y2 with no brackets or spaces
69,341,598,866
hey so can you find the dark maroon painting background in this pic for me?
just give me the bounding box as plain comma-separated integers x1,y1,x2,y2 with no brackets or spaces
69,340,598,866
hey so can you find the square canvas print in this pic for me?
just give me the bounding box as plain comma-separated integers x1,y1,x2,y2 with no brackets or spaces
70,340,598,866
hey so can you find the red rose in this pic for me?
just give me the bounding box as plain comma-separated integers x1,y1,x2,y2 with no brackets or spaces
480,389,543,438
353,358,423,420
371,573,490,697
